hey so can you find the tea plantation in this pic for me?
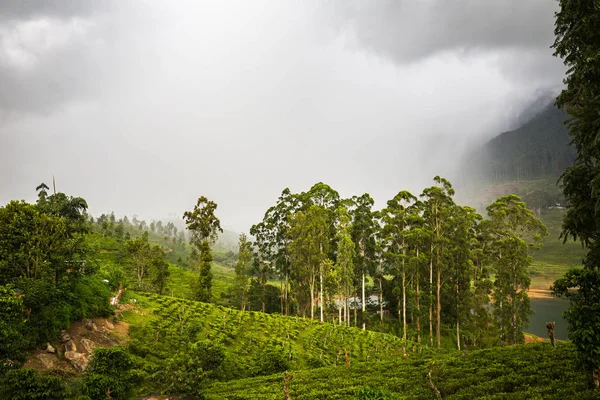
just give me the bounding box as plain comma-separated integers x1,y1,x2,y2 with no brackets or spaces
205,342,596,399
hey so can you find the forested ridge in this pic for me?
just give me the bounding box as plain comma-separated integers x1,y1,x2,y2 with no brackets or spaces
465,103,574,184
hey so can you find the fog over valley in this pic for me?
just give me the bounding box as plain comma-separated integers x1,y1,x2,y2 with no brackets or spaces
0,0,565,232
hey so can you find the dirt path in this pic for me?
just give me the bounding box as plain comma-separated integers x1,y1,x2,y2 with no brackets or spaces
528,288,555,299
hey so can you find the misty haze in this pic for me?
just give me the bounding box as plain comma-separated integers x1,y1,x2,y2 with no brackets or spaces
1,1,599,399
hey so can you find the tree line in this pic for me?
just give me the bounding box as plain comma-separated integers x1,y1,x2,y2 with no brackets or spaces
214,177,549,349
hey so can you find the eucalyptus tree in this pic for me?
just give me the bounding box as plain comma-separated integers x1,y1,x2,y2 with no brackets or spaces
406,204,429,344
381,191,418,341
125,231,152,288
469,212,495,348
183,196,223,302
287,205,329,320
421,176,456,348
349,193,378,330
150,246,170,295
371,213,387,323
183,196,223,252
234,233,252,311
483,194,547,344
250,188,302,315
195,241,213,302
334,206,355,326
305,183,340,321
250,254,271,313
447,205,482,350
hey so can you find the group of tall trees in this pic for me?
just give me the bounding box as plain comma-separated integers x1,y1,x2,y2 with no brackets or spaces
242,178,547,348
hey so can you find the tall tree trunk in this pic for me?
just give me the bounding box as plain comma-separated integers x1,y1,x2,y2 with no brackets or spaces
310,280,315,320
362,272,366,330
285,271,289,316
354,291,357,327
320,269,324,322
416,274,421,343
338,295,342,324
456,319,461,351
429,251,434,347
379,277,384,322
436,260,441,348
473,260,477,348
346,294,350,327
402,244,407,341
280,279,284,315
262,284,266,313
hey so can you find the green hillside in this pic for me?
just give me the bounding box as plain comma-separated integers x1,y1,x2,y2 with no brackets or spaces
530,209,585,289
87,217,238,301
122,291,426,395
205,342,595,400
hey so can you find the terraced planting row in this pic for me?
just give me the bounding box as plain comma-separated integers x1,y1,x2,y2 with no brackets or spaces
205,342,596,399
125,292,428,377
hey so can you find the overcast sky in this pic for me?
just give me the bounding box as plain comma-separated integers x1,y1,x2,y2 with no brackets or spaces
0,0,565,232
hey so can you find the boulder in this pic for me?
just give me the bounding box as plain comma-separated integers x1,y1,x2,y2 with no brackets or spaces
46,343,56,354
105,321,115,330
60,331,71,342
64,340,77,352
38,353,56,369
64,351,88,372
83,318,94,330
80,338,96,354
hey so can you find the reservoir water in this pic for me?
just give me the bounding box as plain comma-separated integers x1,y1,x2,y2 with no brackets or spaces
528,296,570,340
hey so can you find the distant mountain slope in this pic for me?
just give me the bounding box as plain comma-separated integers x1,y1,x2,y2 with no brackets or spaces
466,103,574,183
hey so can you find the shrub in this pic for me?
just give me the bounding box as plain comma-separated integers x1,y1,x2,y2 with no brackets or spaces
254,345,290,376
82,347,140,400
0,369,68,400
356,386,395,400
164,340,226,396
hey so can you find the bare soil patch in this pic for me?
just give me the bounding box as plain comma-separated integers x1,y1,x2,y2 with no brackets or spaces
23,317,130,374
528,288,554,299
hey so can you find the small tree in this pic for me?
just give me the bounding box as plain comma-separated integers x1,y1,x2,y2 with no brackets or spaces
125,232,152,288
195,241,213,302
234,233,252,311
183,196,223,252
83,347,139,400
151,246,170,295
183,196,223,303
165,340,225,396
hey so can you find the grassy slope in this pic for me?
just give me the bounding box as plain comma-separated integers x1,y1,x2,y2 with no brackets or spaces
530,208,584,289
205,342,595,400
